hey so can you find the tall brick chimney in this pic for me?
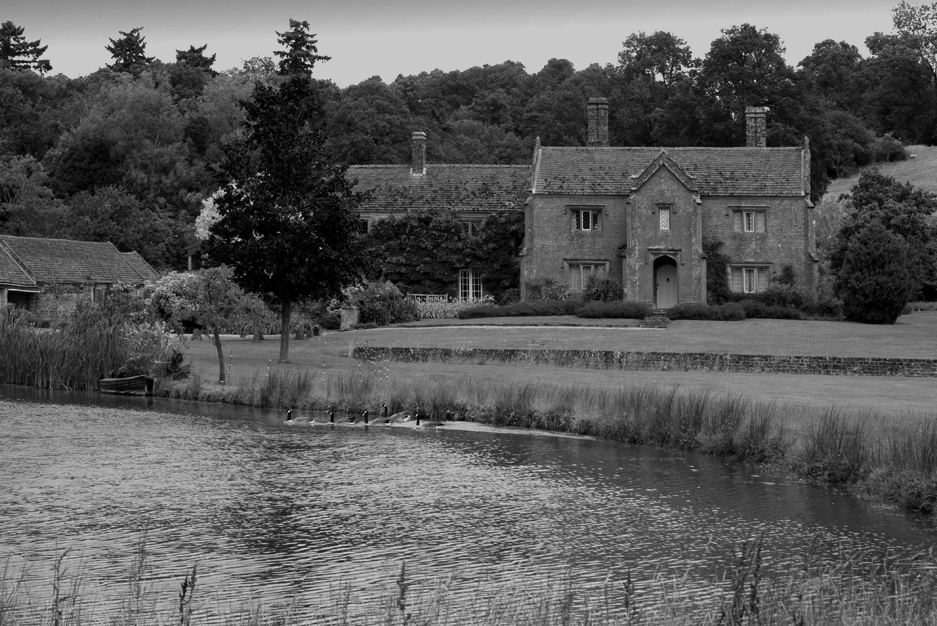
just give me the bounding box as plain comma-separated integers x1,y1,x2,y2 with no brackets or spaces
410,130,426,175
586,98,609,147
745,106,768,148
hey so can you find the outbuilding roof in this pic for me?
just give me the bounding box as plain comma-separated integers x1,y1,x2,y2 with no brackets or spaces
532,146,807,197
0,236,156,285
349,164,531,213
0,243,35,288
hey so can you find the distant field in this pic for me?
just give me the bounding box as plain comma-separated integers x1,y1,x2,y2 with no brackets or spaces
825,144,937,199
179,312,937,416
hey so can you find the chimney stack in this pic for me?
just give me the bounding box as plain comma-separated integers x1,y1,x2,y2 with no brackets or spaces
745,106,768,148
586,98,609,147
410,131,426,175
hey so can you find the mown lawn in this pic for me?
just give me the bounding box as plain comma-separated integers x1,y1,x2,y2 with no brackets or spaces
178,311,937,417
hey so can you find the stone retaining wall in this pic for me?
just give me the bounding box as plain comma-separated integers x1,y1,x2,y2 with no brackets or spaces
352,346,937,377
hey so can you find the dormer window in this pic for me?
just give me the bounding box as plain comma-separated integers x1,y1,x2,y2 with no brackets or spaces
575,209,601,231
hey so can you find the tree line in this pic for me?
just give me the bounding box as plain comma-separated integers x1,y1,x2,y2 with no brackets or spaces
1,4,935,272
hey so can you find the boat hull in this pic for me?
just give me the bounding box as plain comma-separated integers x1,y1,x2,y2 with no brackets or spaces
98,375,154,396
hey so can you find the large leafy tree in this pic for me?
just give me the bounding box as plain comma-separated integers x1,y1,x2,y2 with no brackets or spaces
830,170,937,298
0,21,51,74
106,27,154,74
204,74,365,362
698,24,798,145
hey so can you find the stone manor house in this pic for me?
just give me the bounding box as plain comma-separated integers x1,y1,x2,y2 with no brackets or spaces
353,100,817,308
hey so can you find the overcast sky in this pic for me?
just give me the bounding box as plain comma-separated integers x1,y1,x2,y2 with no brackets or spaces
6,0,899,85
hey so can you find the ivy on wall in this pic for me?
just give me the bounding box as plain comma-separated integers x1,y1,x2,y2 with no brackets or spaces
363,209,525,298
703,237,730,304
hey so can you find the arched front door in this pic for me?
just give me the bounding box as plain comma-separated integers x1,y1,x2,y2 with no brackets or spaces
654,256,678,309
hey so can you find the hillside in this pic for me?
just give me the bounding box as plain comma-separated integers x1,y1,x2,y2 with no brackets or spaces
824,145,937,199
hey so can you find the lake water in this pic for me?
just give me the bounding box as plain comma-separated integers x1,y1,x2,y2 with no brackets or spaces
1,386,934,622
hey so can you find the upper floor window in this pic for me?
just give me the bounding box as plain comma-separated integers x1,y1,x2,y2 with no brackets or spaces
733,210,766,233
357,218,370,234
659,207,671,231
575,209,601,231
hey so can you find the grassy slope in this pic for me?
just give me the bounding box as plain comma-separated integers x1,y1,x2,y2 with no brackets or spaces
825,144,937,198
179,312,937,417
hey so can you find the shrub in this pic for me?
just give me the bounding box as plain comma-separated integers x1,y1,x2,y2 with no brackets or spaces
735,300,805,320
667,302,745,321
837,221,913,324
582,275,622,302
457,299,579,319
801,297,844,319
750,283,810,309
499,288,521,305
416,299,475,320
524,278,568,301
319,313,340,330
576,301,650,319
347,280,420,327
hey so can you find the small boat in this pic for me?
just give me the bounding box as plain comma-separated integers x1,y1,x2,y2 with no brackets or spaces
98,375,155,396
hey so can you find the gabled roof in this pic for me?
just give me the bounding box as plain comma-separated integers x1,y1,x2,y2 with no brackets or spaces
0,243,35,288
533,146,806,197
630,150,698,193
0,235,154,285
349,164,531,213
121,252,160,282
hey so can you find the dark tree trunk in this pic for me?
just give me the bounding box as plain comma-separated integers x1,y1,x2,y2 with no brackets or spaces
212,327,226,384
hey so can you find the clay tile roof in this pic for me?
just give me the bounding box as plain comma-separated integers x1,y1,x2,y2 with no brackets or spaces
349,164,531,212
0,235,151,285
0,241,36,288
121,251,160,282
534,146,805,197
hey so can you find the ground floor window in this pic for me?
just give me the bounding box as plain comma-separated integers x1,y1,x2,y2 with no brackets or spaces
459,269,483,301
729,266,769,293
568,262,607,291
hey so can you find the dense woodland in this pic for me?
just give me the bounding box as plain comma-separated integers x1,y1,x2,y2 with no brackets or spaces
1,4,936,273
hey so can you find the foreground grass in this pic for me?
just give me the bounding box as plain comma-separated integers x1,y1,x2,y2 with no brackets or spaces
3,536,937,626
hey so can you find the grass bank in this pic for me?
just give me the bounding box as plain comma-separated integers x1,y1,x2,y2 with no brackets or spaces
163,356,937,517
2,536,936,625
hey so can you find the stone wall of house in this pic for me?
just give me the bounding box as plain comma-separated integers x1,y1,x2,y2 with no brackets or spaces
353,346,937,377
701,195,816,294
32,284,91,325
623,167,705,304
521,194,629,298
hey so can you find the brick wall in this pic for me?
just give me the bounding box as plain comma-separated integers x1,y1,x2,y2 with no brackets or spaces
354,346,937,377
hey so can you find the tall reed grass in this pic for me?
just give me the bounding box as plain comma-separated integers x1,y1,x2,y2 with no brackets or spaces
161,362,937,517
2,538,936,625
0,305,173,391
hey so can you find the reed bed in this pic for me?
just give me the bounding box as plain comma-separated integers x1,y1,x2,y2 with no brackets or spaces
2,538,936,625
0,306,174,391
162,363,937,517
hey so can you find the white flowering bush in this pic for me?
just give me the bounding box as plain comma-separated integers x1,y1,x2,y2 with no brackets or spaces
118,321,176,377
415,296,494,319
194,188,225,241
